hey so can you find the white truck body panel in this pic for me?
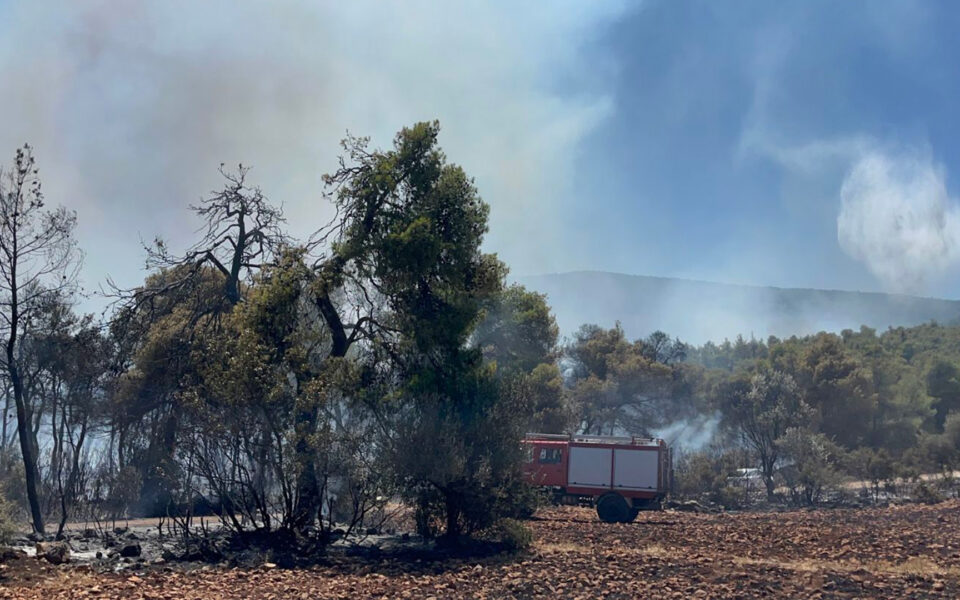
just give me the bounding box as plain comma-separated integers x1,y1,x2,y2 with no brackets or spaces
567,446,612,488
613,448,659,491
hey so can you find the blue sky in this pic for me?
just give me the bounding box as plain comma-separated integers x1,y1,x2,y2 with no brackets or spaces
2,1,960,301
565,1,960,296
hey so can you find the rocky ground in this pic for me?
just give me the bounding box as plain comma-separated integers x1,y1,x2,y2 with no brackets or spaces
2,500,959,599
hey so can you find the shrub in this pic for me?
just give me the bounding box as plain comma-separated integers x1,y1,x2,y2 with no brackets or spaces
846,447,895,501
912,481,946,505
715,485,747,510
0,494,16,544
392,375,537,542
673,445,752,508
484,518,532,553
777,428,843,505
0,449,26,515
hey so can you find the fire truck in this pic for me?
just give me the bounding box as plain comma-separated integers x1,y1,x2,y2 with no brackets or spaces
522,433,673,523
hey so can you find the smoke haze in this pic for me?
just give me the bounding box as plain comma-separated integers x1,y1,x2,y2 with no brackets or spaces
0,1,628,298
5,2,960,345
520,271,960,346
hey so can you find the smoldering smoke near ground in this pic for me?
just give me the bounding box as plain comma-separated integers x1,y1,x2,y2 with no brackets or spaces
653,412,721,451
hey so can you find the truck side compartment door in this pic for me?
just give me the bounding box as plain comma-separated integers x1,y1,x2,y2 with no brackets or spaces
568,446,613,488
612,448,659,491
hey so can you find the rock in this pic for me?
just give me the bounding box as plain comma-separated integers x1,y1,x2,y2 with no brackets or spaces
95,551,103,559
0,547,26,562
35,541,70,565
672,500,708,513
119,542,142,558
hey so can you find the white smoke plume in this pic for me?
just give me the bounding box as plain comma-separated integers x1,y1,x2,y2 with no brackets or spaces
837,150,960,294
652,412,721,451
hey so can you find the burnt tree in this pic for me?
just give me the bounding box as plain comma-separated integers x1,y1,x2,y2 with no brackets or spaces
0,145,80,534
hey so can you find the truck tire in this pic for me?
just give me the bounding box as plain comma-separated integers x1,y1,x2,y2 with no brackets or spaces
596,493,630,523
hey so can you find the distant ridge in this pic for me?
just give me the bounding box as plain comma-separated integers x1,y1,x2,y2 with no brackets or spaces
516,271,960,345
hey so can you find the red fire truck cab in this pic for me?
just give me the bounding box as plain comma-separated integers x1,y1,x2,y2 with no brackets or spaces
522,433,673,523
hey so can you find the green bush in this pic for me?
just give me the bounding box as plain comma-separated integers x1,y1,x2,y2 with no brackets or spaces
673,445,753,508
846,447,895,499
912,481,946,505
715,485,746,510
777,428,844,506
485,518,532,553
0,494,16,544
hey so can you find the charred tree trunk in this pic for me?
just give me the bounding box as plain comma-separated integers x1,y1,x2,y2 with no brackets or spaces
443,489,462,543
56,416,88,539
6,329,45,534
291,404,322,529
138,409,179,517
289,292,350,530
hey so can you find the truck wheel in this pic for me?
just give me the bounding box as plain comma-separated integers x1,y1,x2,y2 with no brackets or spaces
596,493,630,523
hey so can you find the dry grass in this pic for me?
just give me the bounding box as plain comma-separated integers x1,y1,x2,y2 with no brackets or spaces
637,543,674,558
537,540,676,559
733,554,960,578
537,541,587,553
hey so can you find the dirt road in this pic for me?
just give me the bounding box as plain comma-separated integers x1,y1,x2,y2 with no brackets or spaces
3,501,959,598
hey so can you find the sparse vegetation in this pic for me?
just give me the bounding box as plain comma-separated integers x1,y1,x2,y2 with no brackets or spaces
3,503,959,598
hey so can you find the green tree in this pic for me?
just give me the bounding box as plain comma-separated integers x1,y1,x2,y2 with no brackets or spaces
475,285,558,376
794,334,872,448
297,121,534,541
565,324,676,435
110,266,225,515
926,360,960,432
109,166,287,515
777,427,843,505
474,285,569,432
722,370,812,501
296,121,507,531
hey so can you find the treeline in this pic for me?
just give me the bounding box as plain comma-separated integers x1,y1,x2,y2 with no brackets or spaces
552,322,960,508
677,326,960,506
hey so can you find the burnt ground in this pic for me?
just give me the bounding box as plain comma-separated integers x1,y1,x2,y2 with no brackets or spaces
2,501,959,599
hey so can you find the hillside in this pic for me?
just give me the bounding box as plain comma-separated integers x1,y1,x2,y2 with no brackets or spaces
517,271,960,344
